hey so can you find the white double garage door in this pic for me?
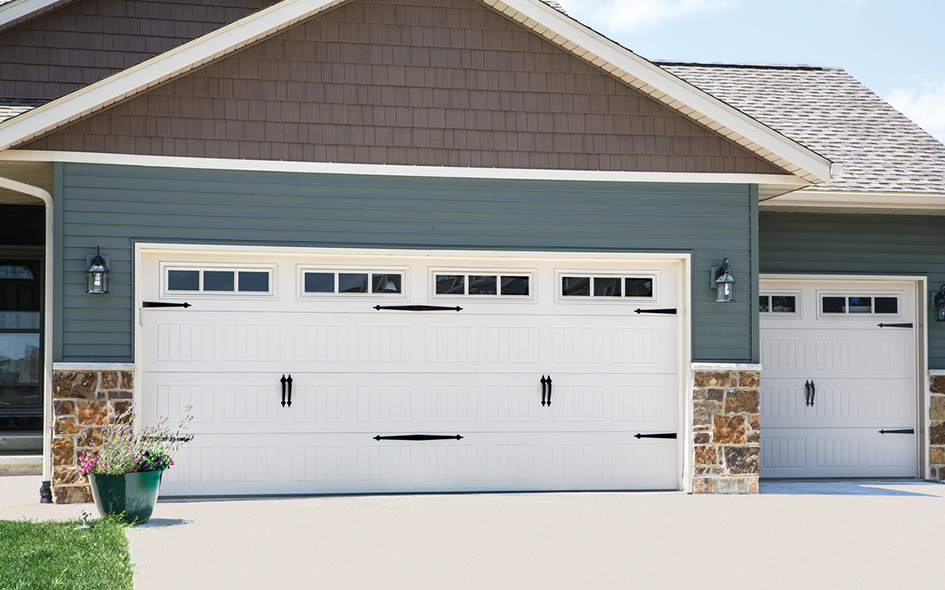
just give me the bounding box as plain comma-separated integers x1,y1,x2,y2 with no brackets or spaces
137,247,686,496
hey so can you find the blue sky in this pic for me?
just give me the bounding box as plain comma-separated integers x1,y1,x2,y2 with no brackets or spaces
556,0,945,145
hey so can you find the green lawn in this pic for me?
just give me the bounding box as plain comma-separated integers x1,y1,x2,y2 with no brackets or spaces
0,517,133,590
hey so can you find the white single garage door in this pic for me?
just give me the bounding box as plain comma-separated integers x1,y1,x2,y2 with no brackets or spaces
137,247,685,495
760,278,919,478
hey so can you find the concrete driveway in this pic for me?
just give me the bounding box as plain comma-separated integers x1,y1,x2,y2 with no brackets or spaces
2,476,944,589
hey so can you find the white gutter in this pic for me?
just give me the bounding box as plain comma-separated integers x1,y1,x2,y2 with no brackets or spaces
0,175,54,497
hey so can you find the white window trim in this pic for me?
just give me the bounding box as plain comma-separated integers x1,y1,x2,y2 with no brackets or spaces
297,265,409,299
429,268,536,301
759,291,801,317
816,291,903,320
161,263,276,298
554,270,660,304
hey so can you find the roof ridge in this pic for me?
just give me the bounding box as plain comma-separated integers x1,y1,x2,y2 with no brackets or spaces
652,59,843,72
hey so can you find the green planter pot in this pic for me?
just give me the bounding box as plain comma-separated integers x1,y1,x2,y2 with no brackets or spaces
89,470,163,524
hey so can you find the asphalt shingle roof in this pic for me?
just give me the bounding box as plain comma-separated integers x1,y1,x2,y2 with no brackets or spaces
540,0,566,12
0,98,46,123
658,61,945,194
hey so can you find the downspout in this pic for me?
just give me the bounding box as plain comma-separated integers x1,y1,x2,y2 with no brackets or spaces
0,175,54,502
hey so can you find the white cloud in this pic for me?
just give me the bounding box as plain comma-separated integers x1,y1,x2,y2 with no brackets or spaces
887,79,945,145
557,0,740,32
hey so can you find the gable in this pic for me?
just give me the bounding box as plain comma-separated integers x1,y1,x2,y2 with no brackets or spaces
22,0,786,175
0,0,280,102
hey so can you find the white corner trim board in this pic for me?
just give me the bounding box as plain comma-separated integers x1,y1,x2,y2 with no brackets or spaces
0,0,831,184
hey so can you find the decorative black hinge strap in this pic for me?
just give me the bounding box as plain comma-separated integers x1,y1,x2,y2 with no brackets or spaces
634,308,677,315
878,429,915,434
374,434,463,441
634,432,677,439
143,435,194,442
143,301,191,308
374,305,463,312
877,323,913,328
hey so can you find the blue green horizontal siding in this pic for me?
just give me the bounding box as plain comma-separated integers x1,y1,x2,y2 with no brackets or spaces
760,211,945,368
57,163,755,362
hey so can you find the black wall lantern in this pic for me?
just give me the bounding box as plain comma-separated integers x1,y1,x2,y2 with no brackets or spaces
935,285,945,322
86,246,110,294
714,258,736,303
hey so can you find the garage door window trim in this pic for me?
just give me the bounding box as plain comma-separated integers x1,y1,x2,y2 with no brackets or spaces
759,293,800,316
817,293,901,318
556,271,658,303
162,264,275,298
430,269,535,300
298,267,408,299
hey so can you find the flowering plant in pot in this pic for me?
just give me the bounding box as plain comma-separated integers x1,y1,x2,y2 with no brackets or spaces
78,405,193,524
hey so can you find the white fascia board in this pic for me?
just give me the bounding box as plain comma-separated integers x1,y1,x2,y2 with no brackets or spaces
0,149,810,188
763,189,945,211
137,242,694,263
484,0,833,184
0,0,67,30
0,0,348,151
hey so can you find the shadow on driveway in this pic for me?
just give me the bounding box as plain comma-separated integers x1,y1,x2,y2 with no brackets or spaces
760,478,945,497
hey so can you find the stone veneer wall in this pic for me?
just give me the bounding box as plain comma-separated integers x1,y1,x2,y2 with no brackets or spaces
930,375,945,480
51,369,134,504
692,368,760,494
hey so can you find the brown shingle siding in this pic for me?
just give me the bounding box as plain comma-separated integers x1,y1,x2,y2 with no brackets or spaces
24,0,784,175
0,0,280,101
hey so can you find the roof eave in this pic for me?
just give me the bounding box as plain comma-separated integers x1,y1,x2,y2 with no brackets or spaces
0,0,834,185
761,188,945,215
484,0,834,183
0,0,73,32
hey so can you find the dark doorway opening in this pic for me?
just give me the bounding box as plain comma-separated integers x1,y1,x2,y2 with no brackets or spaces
0,205,45,433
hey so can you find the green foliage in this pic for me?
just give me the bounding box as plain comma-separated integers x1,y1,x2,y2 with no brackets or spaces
78,405,193,476
0,516,133,590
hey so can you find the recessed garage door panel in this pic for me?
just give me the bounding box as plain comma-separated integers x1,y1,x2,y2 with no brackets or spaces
143,312,677,375
158,432,678,495
761,377,914,428
143,372,677,435
761,427,917,478
139,249,684,495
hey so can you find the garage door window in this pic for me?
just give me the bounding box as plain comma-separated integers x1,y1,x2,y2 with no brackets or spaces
433,273,531,297
166,268,271,294
821,295,898,315
302,271,403,295
759,295,797,314
561,275,654,299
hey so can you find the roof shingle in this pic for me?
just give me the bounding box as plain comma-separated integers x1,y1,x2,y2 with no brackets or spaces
0,98,46,123
658,61,945,194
